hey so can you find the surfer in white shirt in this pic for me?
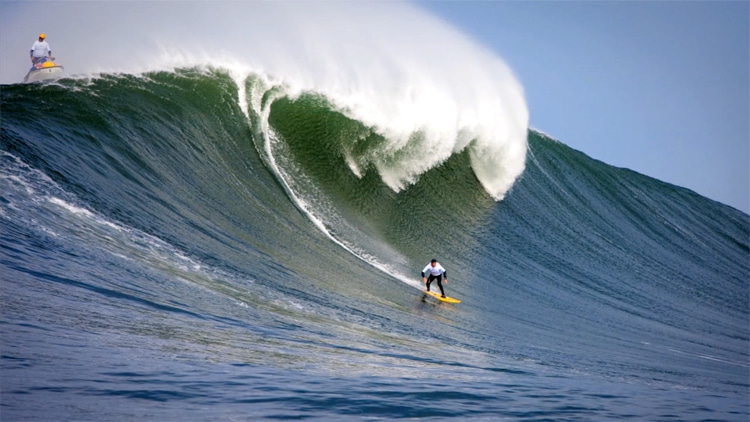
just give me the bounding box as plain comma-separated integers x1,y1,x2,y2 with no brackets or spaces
421,259,448,298
30,33,52,65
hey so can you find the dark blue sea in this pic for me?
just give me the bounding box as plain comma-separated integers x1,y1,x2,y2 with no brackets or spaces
2,70,748,421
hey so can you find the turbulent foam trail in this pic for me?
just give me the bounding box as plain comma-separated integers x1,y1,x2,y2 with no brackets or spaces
244,77,422,290
0,1,528,200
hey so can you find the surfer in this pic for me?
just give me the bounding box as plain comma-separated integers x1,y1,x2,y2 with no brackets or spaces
30,33,52,66
421,259,448,298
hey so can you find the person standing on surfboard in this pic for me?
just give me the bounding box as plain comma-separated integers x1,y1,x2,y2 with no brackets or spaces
422,259,448,298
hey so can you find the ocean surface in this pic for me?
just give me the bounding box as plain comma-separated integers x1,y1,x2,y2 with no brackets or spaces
2,69,748,421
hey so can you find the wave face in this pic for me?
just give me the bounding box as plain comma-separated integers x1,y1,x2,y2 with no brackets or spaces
1,70,748,420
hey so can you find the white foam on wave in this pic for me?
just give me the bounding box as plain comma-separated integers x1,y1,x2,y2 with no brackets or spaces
1,1,528,200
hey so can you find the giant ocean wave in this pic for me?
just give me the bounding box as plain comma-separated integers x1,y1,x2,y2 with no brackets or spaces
2,69,747,420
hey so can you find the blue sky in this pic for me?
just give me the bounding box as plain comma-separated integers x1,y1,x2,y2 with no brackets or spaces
420,1,749,213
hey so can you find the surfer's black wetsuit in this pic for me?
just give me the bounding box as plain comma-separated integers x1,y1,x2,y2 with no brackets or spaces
422,271,447,297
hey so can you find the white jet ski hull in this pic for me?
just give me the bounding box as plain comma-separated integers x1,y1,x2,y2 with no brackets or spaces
24,65,64,83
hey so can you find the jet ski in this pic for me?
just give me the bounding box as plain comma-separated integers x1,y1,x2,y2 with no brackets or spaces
24,58,64,83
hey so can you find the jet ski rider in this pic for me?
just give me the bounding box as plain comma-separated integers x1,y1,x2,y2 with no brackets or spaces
30,33,52,66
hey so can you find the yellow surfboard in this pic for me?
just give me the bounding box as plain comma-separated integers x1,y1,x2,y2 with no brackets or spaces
424,290,460,303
